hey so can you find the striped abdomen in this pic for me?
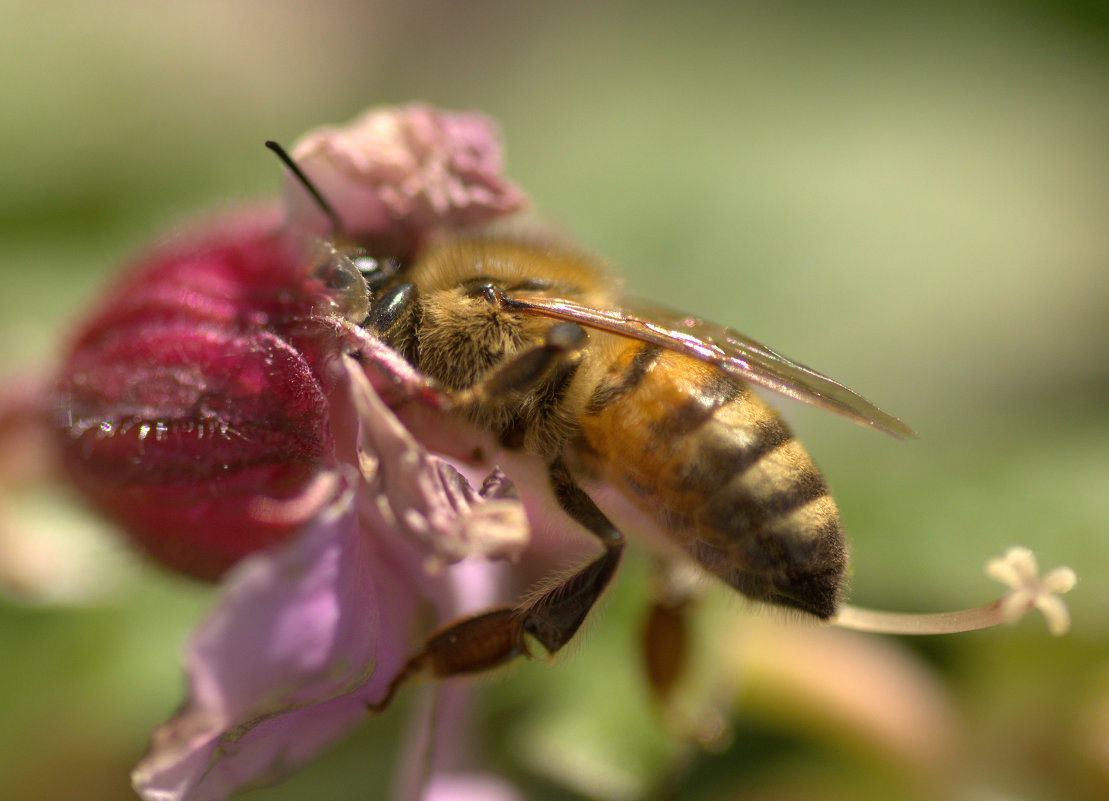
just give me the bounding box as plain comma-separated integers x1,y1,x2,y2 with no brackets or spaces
576,341,847,618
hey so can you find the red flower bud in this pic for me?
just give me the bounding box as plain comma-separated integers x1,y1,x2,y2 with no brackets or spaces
53,208,348,580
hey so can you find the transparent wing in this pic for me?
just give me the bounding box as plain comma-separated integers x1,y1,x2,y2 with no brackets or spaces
501,293,915,438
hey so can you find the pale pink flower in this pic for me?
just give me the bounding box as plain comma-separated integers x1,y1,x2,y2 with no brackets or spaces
132,352,531,801
285,103,528,239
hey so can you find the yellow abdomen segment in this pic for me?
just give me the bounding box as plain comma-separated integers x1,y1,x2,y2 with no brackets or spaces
576,342,846,617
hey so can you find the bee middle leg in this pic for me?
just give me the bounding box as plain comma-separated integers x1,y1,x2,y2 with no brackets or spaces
519,458,624,652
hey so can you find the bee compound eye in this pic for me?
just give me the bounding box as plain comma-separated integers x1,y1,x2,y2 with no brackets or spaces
311,245,370,324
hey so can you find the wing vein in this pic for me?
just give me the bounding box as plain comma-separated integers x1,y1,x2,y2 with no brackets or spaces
502,294,915,439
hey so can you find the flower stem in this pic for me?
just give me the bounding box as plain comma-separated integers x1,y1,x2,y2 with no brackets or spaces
832,599,1007,635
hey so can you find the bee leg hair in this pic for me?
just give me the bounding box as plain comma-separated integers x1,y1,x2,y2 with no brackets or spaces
452,322,587,407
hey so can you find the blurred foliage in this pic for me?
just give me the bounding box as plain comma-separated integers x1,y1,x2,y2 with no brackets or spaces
1,1,1107,800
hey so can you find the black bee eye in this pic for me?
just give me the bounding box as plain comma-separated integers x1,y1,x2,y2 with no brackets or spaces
364,282,417,343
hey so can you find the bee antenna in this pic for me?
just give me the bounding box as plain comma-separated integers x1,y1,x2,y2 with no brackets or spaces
264,139,344,235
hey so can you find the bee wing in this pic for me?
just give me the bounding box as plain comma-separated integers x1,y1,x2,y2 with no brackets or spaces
503,293,915,438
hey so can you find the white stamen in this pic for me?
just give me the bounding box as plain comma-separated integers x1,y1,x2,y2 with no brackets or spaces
832,547,1076,637
986,547,1077,636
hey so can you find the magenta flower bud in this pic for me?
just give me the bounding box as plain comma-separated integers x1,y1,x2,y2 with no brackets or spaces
53,207,345,580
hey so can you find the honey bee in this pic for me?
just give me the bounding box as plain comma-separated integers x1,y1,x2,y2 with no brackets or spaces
352,234,913,691
267,140,912,695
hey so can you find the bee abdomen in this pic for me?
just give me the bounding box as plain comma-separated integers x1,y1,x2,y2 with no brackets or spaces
578,347,846,618
689,413,845,617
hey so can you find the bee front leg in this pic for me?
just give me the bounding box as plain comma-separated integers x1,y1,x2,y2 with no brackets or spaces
452,323,588,407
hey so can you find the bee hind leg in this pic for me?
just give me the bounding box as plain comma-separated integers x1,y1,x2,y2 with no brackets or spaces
366,458,624,712
366,607,529,713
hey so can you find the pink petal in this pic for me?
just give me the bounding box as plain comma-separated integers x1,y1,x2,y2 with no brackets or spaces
344,356,528,570
285,103,528,238
133,477,417,800
134,353,531,801
423,773,525,801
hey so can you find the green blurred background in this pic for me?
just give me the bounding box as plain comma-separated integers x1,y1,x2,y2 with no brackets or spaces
1,1,1107,799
